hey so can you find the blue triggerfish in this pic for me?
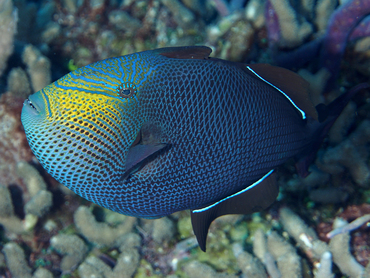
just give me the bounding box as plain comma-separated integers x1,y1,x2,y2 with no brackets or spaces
21,46,368,251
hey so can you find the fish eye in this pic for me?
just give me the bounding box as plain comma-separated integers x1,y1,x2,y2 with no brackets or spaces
121,89,131,96
116,82,137,98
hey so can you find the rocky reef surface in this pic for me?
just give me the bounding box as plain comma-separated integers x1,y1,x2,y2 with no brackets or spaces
0,0,370,277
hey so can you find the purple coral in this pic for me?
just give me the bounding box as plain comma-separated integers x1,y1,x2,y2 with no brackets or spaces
320,0,370,88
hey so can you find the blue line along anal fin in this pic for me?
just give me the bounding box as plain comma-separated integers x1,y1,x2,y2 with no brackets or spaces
191,170,278,252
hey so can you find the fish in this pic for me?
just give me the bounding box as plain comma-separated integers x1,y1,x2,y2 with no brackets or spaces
21,46,368,251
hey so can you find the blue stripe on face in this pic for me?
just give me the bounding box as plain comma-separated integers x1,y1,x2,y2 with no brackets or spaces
193,169,275,213
246,66,306,120
41,89,52,116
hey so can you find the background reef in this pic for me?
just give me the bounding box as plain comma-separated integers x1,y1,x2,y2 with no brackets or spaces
0,0,370,277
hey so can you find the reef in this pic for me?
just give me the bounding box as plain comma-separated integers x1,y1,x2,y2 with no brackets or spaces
0,0,370,277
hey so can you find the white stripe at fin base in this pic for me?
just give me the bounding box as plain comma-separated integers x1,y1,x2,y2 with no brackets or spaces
246,66,306,120
193,169,275,213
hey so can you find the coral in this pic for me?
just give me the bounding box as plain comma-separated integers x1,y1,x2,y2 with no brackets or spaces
17,161,47,198
78,232,141,278
51,234,88,272
232,243,268,278
316,120,370,187
327,214,370,238
74,205,137,247
329,224,365,277
1,242,54,278
24,190,53,217
223,19,254,62
108,10,141,35
0,184,24,233
267,231,302,278
41,22,61,44
33,267,54,278
314,0,337,33
0,162,53,234
2,242,32,278
182,260,237,278
245,0,266,29
279,207,328,262
160,0,195,28
7,67,32,98
152,216,176,244
0,92,33,187
327,101,357,144
268,0,313,48
0,184,14,217
17,162,53,219
252,229,281,278
177,216,193,239
320,0,370,88
315,251,334,278
78,256,111,278
0,0,18,77
22,45,51,93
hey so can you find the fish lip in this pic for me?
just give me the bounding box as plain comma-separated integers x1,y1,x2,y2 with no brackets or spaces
24,97,39,113
23,92,44,114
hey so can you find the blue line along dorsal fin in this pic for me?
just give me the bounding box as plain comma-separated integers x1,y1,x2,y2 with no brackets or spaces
247,64,318,121
191,170,278,252
154,46,212,60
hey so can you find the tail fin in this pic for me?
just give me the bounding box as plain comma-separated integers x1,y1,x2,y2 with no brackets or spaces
295,83,369,177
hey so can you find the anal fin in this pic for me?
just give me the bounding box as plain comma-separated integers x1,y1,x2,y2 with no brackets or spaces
191,170,278,252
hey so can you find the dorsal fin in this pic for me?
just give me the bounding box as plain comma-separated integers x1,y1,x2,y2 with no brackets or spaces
247,64,318,121
191,170,278,251
154,46,212,59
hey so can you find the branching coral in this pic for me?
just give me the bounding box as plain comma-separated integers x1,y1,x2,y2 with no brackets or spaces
320,0,370,87
7,67,32,98
74,205,137,247
268,0,313,48
17,162,53,221
2,242,54,278
0,162,53,234
78,233,141,278
329,223,365,277
51,234,88,272
316,120,370,187
0,0,18,77
0,93,33,187
279,207,328,262
22,45,51,93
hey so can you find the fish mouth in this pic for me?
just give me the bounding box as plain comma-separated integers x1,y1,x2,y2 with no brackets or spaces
25,98,38,112
23,91,46,115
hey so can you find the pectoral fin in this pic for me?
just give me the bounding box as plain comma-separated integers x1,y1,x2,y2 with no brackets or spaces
123,144,168,178
191,170,278,252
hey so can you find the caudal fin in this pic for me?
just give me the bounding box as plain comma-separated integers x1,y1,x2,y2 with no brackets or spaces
295,83,370,177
